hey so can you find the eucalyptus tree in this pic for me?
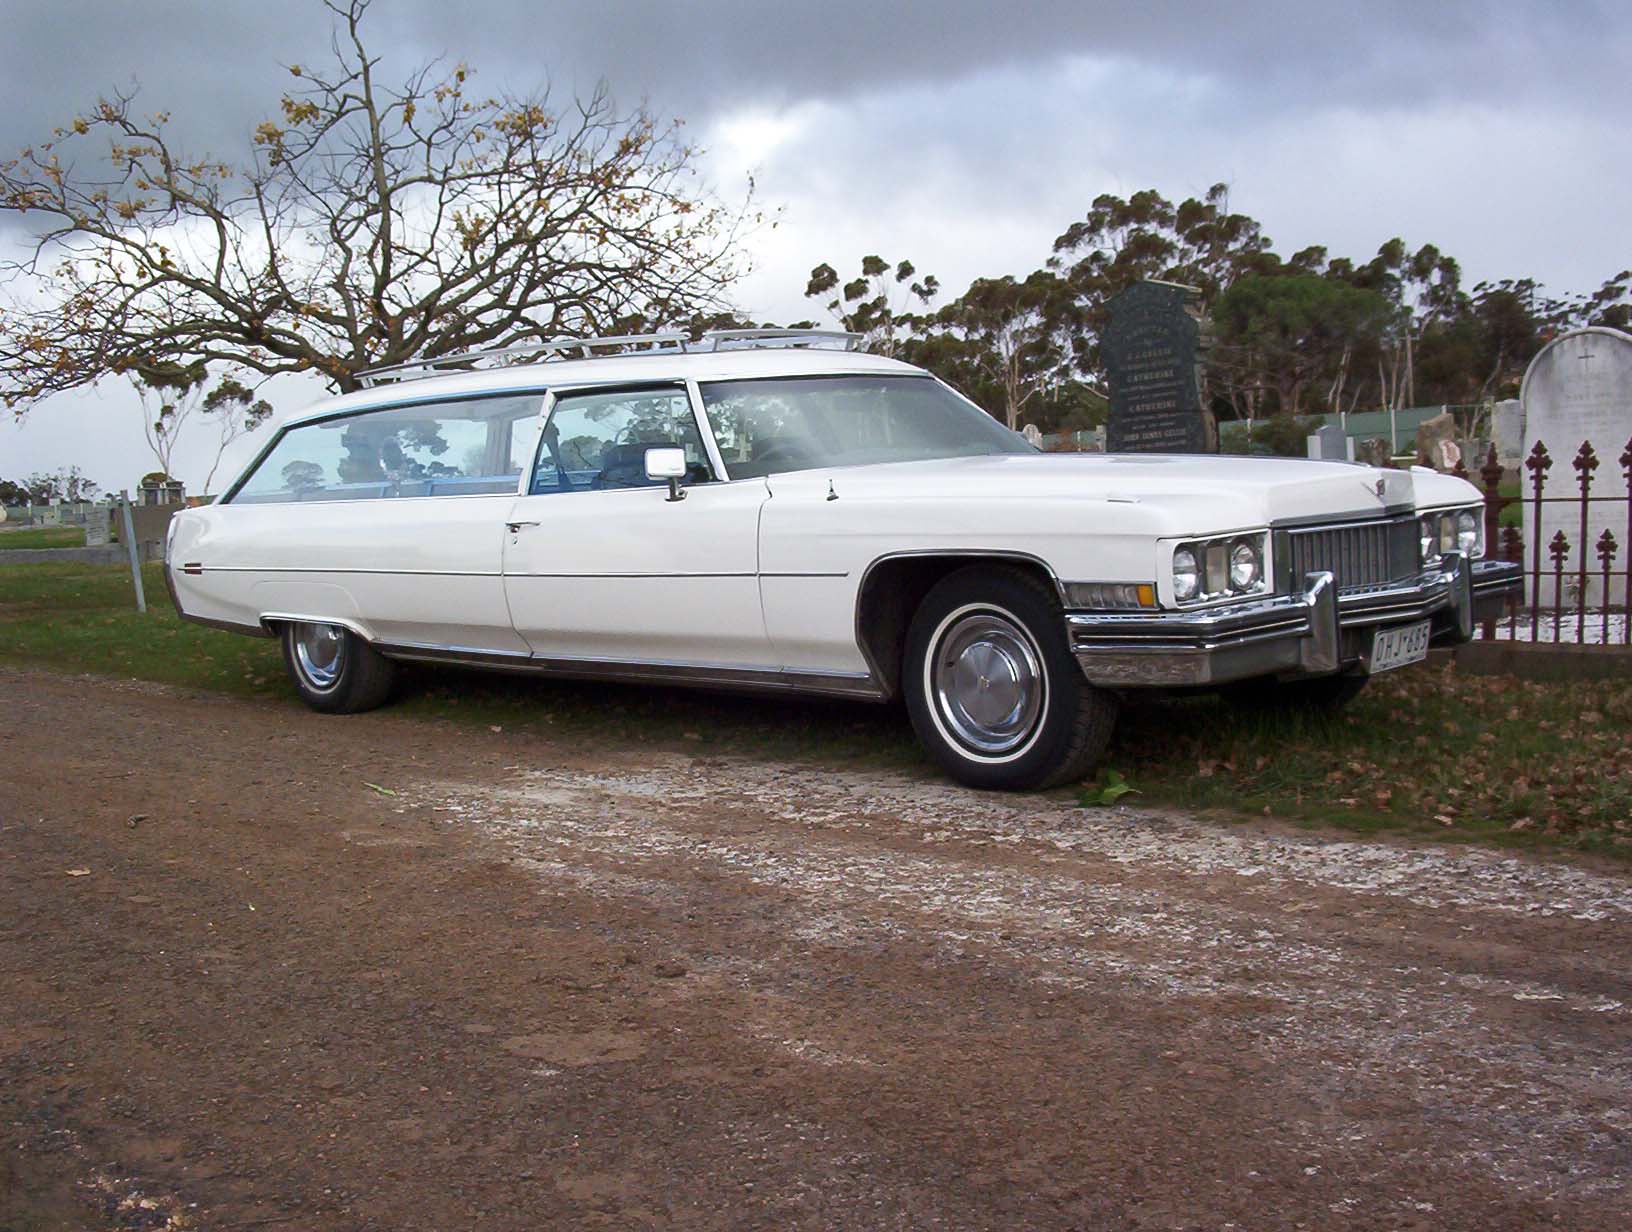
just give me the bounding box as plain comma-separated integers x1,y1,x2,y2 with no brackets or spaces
804,255,939,356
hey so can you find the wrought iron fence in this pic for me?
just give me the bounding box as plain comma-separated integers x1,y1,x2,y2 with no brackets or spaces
1453,437,1632,646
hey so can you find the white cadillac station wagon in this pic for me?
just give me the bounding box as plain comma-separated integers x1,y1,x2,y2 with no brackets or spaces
167,330,1521,789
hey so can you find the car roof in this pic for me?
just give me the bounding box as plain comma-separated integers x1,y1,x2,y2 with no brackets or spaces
282,347,927,427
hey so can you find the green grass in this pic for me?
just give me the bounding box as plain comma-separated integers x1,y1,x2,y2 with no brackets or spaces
2,560,1628,859
1496,477,1523,528
0,525,86,549
1106,670,1632,859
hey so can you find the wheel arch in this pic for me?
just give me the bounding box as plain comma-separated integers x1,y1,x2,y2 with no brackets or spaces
853,550,1065,700
259,611,377,643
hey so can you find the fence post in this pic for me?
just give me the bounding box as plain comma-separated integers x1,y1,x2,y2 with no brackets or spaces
1622,436,1632,646
1501,525,1523,640
1598,530,1617,645
118,491,147,614
1476,444,1505,639
1572,443,1598,645
1526,442,1552,639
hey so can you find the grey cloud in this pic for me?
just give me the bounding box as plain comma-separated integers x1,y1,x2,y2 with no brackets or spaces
3,0,1625,161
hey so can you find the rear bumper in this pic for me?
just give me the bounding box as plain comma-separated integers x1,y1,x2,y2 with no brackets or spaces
1068,555,1524,688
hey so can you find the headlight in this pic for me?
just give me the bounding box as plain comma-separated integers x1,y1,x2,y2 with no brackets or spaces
1438,513,1457,555
1169,532,1269,604
1229,540,1261,591
1456,509,1481,556
1420,512,1454,561
1420,508,1483,562
1173,547,1200,601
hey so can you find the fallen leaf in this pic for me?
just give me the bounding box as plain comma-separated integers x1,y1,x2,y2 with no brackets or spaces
65,867,91,877
363,781,396,797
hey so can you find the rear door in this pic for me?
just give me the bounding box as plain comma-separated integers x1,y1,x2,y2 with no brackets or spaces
501,383,775,667
208,392,545,654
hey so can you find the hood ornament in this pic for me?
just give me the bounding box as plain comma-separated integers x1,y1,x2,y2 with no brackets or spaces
1373,476,1388,499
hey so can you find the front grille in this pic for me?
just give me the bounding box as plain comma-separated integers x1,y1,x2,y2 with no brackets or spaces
1283,516,1419,592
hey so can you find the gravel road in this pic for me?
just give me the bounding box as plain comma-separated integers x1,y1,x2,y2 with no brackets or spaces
1,667,1627,1230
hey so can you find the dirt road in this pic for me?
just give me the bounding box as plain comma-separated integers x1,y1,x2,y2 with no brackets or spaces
1,668,1628,1230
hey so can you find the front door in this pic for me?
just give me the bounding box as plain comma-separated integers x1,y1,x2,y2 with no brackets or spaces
501,383,775,668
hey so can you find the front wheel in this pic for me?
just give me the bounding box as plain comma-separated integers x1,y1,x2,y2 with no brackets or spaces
903,566,1117,790
279,620,398,714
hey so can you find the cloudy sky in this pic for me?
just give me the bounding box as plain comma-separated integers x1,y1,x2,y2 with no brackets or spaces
3,0,1627,494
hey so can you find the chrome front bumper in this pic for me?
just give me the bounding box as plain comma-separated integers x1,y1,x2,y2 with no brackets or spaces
1069,555,1524,688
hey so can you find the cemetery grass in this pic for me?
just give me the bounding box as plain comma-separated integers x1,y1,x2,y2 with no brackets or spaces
0,525,85,548
2,561,1627,861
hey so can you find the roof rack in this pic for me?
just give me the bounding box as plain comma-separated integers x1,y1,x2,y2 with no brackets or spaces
356,328,864,387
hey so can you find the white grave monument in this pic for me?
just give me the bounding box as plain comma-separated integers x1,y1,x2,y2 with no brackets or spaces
1519,327,1632,609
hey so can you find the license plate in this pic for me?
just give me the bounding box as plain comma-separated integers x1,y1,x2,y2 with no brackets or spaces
1369,619,1431,674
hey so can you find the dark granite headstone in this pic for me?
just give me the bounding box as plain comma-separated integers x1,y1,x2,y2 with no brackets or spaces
1102,280,1213,453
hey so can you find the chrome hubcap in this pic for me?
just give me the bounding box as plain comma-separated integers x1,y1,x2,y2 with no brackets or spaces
293,622,345,689
932,612,1045,755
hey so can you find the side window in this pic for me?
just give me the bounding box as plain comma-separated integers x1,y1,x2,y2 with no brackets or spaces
529,387,713,496
229,394,544,503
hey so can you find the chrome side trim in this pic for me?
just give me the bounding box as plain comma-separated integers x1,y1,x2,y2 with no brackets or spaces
369,641,534,666
257,611,375,642
374,641,887,701
191,565,505,577
176,564,844,581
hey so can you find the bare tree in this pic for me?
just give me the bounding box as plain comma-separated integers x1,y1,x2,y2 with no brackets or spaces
0,0,752,413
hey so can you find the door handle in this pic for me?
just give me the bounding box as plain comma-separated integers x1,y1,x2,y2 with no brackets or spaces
506,520,541,532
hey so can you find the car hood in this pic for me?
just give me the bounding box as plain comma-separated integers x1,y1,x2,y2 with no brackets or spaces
764,452,1479,530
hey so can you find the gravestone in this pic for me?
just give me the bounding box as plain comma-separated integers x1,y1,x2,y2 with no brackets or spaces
1414,412,1459,470
84,506,110,547
1102,280,1214,453
1355,437,1393,468
1306,423,1354,461
1520,326,1632,609
1491,399,1524,469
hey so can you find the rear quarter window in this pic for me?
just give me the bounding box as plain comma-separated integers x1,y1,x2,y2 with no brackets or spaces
228,394,545,504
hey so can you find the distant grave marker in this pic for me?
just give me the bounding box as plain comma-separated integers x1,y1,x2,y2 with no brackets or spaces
84,506,110,547
1306,423,1353,461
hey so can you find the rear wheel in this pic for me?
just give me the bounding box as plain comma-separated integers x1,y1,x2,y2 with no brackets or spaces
279,621,397,714
903,566,1117,790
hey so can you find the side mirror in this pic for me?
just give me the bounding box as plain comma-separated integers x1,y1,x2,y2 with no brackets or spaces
644,446,688,502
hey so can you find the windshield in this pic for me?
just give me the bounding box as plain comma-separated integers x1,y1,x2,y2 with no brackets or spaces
697,375,1032,479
